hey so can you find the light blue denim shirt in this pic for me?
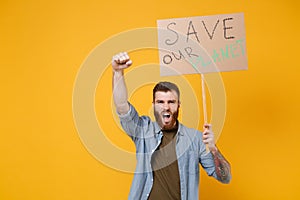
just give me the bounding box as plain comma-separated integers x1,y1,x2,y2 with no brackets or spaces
119,103,218,200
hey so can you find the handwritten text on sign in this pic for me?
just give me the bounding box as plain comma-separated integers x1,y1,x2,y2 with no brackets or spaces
157,13,248,76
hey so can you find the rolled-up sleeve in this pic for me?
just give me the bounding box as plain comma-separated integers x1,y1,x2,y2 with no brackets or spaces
198,132,218,179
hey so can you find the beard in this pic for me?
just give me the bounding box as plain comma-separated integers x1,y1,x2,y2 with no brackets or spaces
154,106,179,130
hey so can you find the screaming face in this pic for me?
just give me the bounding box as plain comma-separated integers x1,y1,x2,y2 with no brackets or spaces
153,90,180,130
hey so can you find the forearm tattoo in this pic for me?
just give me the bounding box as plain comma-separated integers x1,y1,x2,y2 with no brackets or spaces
212,149,231,183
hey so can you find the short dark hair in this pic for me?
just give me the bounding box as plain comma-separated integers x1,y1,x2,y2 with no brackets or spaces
153,81,180,102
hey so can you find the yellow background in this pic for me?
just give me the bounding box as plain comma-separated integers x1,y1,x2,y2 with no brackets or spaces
1,0,299,199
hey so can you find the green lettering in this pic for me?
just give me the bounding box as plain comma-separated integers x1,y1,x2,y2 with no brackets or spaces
236,39,245,55
195,55,211,67
212,49,221,63
188,55,211,71
230,43,239,58
221,45,229,60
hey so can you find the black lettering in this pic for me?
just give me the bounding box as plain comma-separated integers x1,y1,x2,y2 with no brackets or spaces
186,21,200,43
163,54,173,64
172,50,185,60
184,47,198,58
223,18,235,39
165,22,179,45
202,19,220,40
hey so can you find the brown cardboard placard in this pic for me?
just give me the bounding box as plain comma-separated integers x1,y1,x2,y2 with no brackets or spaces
157,13,247,76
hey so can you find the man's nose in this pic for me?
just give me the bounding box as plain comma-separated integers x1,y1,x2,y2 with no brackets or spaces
163,103,170,110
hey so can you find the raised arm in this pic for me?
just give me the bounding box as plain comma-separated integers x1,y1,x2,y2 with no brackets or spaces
203,124,232,183
112,52,132,115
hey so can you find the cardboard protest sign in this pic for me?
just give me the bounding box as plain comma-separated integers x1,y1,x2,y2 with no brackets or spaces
157,13,247,76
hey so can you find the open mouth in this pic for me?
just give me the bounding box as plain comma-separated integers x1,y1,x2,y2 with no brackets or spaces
163,113,171,119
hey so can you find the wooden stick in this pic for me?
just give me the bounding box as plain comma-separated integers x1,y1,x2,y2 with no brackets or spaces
201,74,207,124
201,74,210,153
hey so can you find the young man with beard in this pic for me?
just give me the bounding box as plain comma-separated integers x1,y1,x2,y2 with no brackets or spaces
112,52,231,200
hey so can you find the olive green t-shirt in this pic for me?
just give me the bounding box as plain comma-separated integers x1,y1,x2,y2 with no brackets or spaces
148,126,181,200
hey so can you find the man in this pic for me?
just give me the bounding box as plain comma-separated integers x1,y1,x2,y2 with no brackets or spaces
112,52,231,200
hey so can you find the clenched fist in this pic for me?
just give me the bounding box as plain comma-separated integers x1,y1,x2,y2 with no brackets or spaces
112,52,132,72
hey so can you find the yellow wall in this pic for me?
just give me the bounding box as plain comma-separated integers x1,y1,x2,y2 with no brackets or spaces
1,0,299,199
